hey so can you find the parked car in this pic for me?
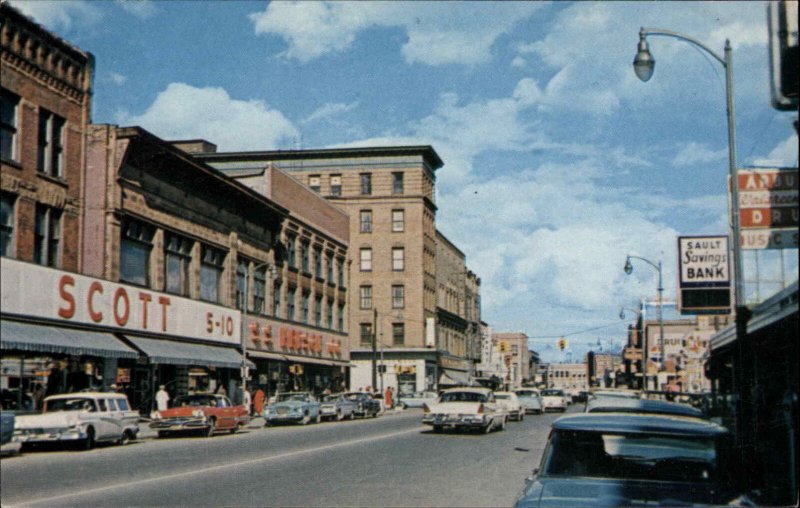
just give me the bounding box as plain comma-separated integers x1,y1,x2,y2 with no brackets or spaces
342,392,381,418
1,411,15,445
397,391,438,409
514,413,740,507
540,389,568,412
150,393,249,437
14,392,139,450
421,387,507,433
585,397,704,418
319,393,357,421
515,389,543,414
588,389,641,401
0,389,33,411
263,392,321,426
495,391,524,421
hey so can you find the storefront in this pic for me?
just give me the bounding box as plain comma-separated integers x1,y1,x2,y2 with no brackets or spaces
1,258,245,413
244,315,349,398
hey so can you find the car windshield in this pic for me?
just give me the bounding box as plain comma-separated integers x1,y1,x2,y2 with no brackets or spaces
44,398,96,412
439,392,488,403
174,395,218,407
322,395,341,402
495,394,511,400
516,391,537,397
544,430,717,483
541,390,564,396
277,393,310,402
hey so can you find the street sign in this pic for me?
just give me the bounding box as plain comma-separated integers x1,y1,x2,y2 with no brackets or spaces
678,236,731,315
735,169,799,250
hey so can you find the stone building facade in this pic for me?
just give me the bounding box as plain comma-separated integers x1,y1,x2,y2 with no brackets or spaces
492,332,531,389
547,362,588,392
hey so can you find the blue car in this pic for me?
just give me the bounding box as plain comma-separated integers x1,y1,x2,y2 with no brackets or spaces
263,392,321,426
1,411,15,445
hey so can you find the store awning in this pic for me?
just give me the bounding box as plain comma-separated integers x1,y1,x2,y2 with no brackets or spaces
124,335,253,369
249,350,351,367
439,368,471,386
0,320,138,358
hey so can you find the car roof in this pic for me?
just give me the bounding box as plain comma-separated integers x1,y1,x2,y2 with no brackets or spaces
44,392,127,399
553,413,727,437
586,398,703,418
592,390,640,398
440,387,492,394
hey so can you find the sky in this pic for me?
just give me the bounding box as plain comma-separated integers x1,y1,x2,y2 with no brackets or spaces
11,0,798,362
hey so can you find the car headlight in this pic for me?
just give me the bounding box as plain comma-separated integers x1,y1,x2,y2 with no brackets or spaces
192,409,205,417
150,411,162,420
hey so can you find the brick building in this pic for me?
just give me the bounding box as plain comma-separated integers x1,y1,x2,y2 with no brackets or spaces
547,362,588,392
492,332,531,389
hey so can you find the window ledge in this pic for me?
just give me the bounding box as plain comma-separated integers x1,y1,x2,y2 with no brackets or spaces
36,172,68,187
0,157,23,170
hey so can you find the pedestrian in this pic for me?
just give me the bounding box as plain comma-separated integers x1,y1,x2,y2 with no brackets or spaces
32,383,44,410
156,385,170,411
243,387,252,414
253,387,265,416
384,386,393,410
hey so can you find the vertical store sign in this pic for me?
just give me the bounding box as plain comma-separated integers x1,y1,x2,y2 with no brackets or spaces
737,169,799,250
678,236,732,315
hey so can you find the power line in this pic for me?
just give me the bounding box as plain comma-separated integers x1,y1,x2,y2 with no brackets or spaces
525,320,629,340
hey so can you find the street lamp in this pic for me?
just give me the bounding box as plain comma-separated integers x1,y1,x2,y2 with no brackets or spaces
632,26,745,343
624,255,664,388
241,261,273,406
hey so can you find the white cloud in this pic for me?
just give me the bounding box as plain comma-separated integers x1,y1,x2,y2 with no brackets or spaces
753,133,800,167
672,142,727,167
511,56,527,69
249,1,543,65
9,0,102,31
119,83,299,151
108,72,127,85
116,0,157,20
303,102,359,125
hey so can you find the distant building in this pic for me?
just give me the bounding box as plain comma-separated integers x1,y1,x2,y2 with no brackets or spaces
547,363,587,392
586,352,615,388
492,332,530,389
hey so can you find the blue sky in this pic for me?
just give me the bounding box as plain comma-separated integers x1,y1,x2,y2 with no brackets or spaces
13,1,797,361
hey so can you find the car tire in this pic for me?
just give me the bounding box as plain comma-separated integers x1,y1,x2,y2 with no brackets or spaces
82,427,95,450
484,419,493,434
314,413,321,424
433,425,443,433
399,403,407,410
300,414,310,425
205,418,216,437
119,429,134,446
157,431,170,438
229,424,237,435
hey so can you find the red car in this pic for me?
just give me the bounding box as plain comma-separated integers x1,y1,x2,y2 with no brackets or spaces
150,394,249,438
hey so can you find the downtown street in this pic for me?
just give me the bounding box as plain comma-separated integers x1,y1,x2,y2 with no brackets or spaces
1,409,561,507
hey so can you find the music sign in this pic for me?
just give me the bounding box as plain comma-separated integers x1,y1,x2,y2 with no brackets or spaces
678,236,731,315
736,169,799,250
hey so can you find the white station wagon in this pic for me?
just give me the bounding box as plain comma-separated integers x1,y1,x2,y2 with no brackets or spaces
14,392,140,450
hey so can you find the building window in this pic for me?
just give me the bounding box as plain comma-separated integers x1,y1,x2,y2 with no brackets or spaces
37,109,65,178
360,285,372,309
200,245,225,303
301,291,310,324
327,298,334,329
327,253,334,284
359,210,373,233
330,175,342,196
392,172,404,195
0,193,15,258
253,266,267,315
392,285,405,309
120,219,153,286
235,259,248,310
338,303,345,332
301,242,309,273
1,88,20,161
286,235,296,268
392,323,405,346
360,323,373,347
315,295,322,327
287,286,296,321
314,247,322,278
165,233,193,296
273,281,282,317
309,175,321,193
392,247,404,271
360,248,372,271
360,173,372,195
392,209,404,232
34,205,61,268
337,259,345,286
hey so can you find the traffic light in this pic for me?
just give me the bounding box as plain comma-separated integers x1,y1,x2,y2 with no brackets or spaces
557,338,567,350
499,341,509,352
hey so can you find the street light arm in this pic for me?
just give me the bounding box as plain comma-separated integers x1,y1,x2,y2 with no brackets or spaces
626,254,660,273
640,27,726,67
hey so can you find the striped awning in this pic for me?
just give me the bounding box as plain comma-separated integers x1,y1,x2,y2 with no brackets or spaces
0,320,138,358
124,335,253,369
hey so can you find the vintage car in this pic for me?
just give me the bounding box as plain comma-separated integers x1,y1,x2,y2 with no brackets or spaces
1,411,15,445
540,389,569,412
13,392,139,450
319,393,358,421
342,392,381,418
585,397,704,418
263,392,321,425
495,391,524,421
514,413,739,507
150,393,249,437
515,389,543,414
397,391,438,409
422,387,507,433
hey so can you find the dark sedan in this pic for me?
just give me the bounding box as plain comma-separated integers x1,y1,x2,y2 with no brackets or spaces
342,392,381,418
514,413,743,507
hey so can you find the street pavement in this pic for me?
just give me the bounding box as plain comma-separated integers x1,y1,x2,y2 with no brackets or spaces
0,407,570,507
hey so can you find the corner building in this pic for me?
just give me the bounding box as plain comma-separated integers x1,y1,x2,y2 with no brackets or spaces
196,147,475,393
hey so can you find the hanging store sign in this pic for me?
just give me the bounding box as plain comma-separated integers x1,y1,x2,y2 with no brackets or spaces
736,169,799,250
1,258,240,344
677,236,731,315
245,316,345,359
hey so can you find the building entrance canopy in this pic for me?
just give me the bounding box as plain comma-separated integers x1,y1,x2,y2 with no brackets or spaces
124,335,252,369
439,368,471,387
1,319,138,359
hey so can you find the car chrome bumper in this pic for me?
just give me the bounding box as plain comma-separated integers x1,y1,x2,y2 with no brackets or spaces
14,429,85,443
150,418,207,430
422,415,487,428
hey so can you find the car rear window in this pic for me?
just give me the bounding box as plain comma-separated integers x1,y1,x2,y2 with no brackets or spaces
439,392,488,403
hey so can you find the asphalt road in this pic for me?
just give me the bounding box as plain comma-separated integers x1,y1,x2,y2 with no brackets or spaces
0,408,568,507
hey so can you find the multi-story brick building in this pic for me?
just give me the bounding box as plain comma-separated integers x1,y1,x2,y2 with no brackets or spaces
195,146,481,393
492,332,531,389
547,362,588,392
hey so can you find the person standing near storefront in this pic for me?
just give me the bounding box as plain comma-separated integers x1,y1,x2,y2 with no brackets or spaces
384,386,393,410
253,387,265,416
156,385,170,411
243,387,252,414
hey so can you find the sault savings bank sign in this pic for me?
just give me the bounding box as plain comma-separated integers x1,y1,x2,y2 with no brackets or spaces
1,258,241,345
678,236,731,315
